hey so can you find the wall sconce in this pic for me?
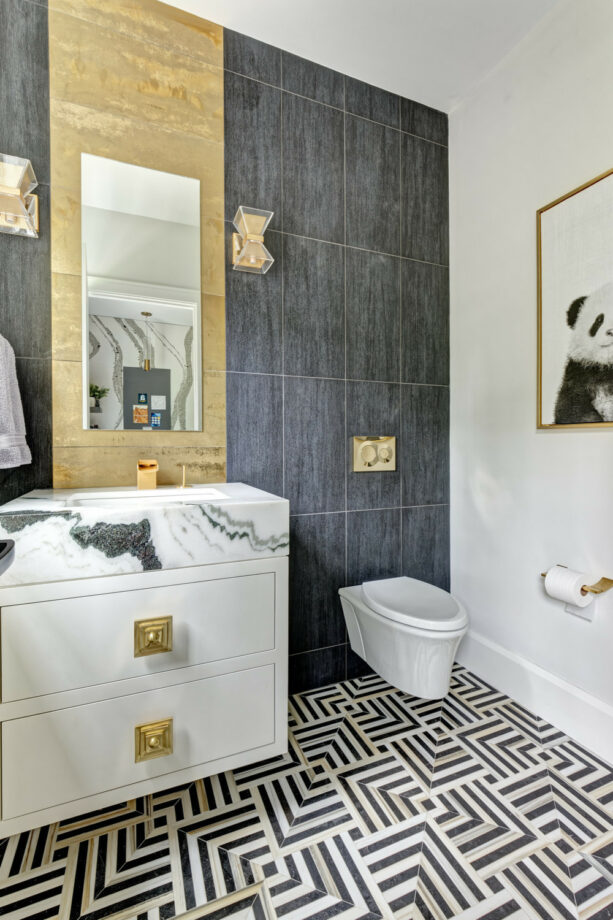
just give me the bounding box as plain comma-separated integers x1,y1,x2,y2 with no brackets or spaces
0,154,39,238
232,206,274,274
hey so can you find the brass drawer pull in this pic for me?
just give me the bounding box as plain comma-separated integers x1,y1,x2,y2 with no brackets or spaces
135,718,173,762
134,616,173,657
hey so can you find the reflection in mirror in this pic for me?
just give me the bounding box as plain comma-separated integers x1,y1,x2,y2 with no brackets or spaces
81,154,201,431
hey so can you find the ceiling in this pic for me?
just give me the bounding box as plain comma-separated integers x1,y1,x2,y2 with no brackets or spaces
167,0,563,112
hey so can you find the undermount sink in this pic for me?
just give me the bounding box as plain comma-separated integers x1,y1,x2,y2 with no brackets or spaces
63,485,228,506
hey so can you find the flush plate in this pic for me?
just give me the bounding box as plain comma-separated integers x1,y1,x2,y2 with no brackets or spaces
353,436,396,472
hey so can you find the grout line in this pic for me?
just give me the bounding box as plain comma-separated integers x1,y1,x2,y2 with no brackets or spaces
226,370,449,387
289,503,449,518
223,218,449,269
279,70,286,499
289,642,348,658
223,68,448,148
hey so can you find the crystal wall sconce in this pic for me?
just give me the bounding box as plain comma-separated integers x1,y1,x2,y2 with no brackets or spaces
0,154,39,238
232,206,274,274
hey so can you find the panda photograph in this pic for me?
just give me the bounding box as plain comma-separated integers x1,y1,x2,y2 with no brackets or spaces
538,168,613,428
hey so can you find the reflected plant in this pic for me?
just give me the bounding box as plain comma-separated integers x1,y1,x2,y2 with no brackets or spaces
89,383,109,401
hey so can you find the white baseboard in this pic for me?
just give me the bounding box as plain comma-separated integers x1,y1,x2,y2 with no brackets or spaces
456,629,613,764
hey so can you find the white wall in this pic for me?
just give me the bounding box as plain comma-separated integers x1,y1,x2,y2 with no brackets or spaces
449,0,613,759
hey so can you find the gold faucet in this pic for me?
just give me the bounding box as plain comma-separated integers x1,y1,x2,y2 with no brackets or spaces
137,459,158,490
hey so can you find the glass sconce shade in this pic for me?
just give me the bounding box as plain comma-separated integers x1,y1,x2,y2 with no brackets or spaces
232,206,274,274
0,154,39,238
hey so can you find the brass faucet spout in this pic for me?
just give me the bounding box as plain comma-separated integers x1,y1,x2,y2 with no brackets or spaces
137,459,158,490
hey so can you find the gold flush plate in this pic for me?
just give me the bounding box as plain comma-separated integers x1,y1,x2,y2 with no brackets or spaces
135,718,173,762
134,616,173,657
353,436,396,472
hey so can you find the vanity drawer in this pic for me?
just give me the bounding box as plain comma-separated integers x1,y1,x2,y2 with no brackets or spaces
2,664,275,819
1,573,276,701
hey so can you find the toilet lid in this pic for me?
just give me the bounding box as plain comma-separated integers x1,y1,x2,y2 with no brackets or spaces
361,576,468,632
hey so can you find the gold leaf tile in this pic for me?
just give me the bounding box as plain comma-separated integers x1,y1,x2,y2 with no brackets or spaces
50,185,81,276
52,273,82,362
53,446,226,489
202,218,225,297
50,99,223,222
49,0,223,69
49,9,223,144
202,372,227,446
49,0,226,487
203,293,226,372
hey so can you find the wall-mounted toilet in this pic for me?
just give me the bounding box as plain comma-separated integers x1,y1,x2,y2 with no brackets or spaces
339,576,469,699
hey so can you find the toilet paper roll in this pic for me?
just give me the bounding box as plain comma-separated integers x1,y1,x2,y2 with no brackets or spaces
544,565,593,608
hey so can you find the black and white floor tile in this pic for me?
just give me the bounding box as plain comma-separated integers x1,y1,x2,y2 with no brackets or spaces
2,665,613,920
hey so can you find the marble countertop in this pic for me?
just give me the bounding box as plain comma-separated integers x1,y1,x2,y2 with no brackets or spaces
0,483,289,587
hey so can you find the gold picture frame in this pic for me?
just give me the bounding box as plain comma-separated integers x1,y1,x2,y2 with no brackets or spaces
537,166,613,429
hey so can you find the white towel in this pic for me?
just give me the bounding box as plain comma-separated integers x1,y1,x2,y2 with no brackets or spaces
0,334,32,469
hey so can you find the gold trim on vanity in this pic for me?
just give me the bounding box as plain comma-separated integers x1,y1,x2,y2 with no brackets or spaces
135,718,173,762
134,616,173,657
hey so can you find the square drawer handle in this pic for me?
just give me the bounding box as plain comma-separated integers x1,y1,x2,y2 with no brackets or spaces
134,616,173,657
135,718,173,762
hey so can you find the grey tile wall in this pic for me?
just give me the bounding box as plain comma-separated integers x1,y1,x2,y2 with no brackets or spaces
224,32,449,692
0,0,51,506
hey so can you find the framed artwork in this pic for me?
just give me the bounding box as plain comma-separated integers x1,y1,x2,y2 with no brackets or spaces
537,167,613,428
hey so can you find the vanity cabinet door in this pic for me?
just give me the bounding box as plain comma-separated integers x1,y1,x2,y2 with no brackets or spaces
1,572,276,701
2,664,275,819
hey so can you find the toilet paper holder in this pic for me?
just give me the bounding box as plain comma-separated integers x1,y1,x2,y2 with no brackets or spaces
540,568,613,596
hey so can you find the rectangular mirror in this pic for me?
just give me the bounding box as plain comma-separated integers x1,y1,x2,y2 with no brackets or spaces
81,154,202,431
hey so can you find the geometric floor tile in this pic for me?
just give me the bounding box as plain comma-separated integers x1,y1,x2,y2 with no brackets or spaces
2,665,612,920
542,740,613,819
493,840,580,920
566,847,613,920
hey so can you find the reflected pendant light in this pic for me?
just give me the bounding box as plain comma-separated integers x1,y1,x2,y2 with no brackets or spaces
141,311,153,371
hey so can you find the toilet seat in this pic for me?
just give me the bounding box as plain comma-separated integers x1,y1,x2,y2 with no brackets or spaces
361,576,468,633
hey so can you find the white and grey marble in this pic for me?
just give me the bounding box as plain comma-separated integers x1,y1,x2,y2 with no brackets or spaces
0,483,289,587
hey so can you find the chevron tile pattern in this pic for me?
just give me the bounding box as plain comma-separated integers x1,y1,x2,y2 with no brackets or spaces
1,665,612,920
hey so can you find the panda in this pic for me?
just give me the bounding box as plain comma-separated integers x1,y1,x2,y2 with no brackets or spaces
555,281,613,424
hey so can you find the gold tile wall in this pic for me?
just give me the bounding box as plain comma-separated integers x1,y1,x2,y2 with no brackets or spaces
49,0,225,487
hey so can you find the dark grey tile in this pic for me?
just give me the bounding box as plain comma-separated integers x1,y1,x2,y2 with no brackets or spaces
346,508,401,585
226,373,283,496
346,249,400,382
401,385,449,506
346,647,374,680
345,115,400,255
284,377,345,514
0,184,51,359
401,98,448,146
289,513,346,654
0,0,50,185
223,29,281,85
346,382,400,512
225,226,282,374
345,76,399,128
283,236,344,378
289,644,346,693
401,133,449,265
282,94,344,243
402,505,450,590
224,72,281,228
282,52,344,108
401,260,449,385
0,358,52,506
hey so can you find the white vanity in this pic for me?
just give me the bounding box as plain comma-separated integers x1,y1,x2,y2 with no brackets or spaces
0,483,289,837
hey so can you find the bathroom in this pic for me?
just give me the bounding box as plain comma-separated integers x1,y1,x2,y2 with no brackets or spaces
0,0,612,916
